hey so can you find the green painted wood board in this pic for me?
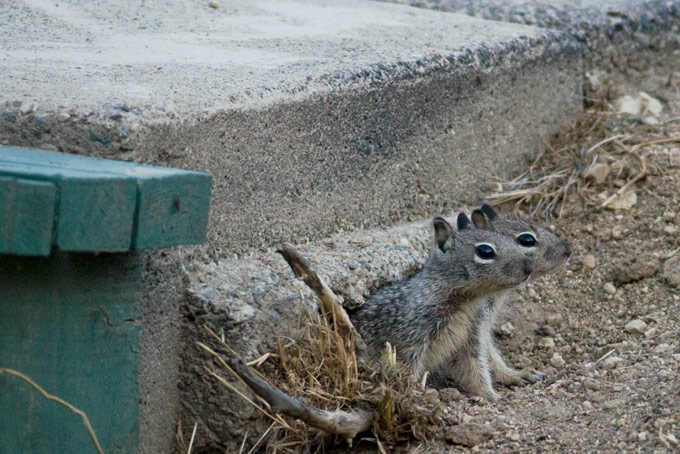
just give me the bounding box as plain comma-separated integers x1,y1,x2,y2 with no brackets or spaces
0,176,56,255
0,146,211,254
0,252,142,454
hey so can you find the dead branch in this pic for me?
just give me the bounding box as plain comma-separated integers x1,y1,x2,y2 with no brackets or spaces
277,243,367,353
222,349,374,440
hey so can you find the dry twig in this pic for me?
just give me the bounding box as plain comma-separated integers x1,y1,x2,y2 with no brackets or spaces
276,243,367,353
0,368,104,454
216,347,373,440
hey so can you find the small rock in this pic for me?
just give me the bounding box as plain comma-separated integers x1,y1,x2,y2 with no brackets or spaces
583,378,601,391
538,337,556,350
613,257,659,285
607,191,637,211
438,387,462,403
508,432,520,441
19,102,35,114
582,400,593,409
498,321,515,337
550,352,566,368
644,327,657,338
638,431,648,441
663,256,680,287
208,1,219,7
603,355,623,368
446,423,494,447
604,282,616,294
604,398,624,409
624,319,647,334
57,112,71,122
590,392,606,403
536,325,557,337
611,226,623,238
663,211,676,222
667,434,678,446
584,163,610,186
582,254,597,270
654,343,671,353
664,225,677,235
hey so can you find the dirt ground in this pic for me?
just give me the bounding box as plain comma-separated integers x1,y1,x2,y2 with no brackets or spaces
389,64,680,452
201,59,680,453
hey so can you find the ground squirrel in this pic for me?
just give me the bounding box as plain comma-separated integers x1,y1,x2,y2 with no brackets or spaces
469,204,572,390
350,213,534,398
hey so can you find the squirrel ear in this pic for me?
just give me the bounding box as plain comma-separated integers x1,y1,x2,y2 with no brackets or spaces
457,212,471,230
480,203,498,220
433,217,454,253
471,209,488,229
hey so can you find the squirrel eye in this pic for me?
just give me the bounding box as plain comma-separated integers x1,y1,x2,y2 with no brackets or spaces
517,233,537,247
475,244,496,260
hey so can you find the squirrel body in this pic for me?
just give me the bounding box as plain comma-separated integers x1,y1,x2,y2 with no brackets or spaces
350,213,533,397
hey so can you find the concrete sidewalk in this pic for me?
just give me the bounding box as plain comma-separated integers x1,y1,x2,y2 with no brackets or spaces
1,0,582,254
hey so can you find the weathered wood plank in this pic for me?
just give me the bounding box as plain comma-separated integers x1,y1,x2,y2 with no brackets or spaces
0,176,56,255
0,252,142,454
0,146,211,252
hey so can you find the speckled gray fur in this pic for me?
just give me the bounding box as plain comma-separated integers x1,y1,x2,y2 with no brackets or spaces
350,214,533,397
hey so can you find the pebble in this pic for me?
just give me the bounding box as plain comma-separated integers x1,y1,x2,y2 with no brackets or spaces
611,226,623,238
498,322,515,337
550,352,566,368
57,112,71,122
663,211,676,222
582,401,593,409
584,163,610,185
644,327,657,338
604,282,616,294
604,398,624,409
603,356,623,368
208,1,219,7
664,225,677,234
582,254,597,270
446,423,494,447
538,337,556,350
608,191,637,211
508,432,520,441
638,431,648,441
663,256,680,287
583,378,601,391
624,319,647,334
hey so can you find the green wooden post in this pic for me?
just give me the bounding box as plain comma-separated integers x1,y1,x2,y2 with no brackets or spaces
0,146,212,453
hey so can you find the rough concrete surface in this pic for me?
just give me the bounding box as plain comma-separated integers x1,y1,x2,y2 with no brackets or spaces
0,0,583,255
387,0,680,68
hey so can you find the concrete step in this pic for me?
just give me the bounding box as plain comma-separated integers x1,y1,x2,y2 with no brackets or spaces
0,0,583,254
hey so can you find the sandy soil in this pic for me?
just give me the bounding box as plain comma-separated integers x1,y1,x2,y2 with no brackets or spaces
391,60,680,454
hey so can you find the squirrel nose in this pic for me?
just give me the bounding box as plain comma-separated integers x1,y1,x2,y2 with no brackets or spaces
563,241,573,258
522,258,534,277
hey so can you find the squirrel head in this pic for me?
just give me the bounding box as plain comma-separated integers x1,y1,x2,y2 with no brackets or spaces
428,213,534,295
470,204,572,277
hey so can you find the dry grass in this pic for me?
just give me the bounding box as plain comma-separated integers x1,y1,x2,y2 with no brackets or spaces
488,99,680,219
202,299,445,453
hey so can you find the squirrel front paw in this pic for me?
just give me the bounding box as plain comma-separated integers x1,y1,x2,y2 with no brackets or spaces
495,367,546,387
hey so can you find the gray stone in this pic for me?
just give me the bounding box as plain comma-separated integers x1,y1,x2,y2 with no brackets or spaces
624,319,647,334
446,423,494,447
663,255,680,287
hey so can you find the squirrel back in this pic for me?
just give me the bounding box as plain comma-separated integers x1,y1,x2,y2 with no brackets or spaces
350,213,534,378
